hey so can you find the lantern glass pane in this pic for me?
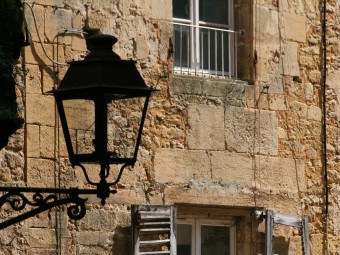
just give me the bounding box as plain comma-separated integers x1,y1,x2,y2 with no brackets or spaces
63,99,96,155
106,96,146,160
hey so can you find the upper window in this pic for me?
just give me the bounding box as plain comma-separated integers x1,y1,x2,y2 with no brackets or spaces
173,0,235,77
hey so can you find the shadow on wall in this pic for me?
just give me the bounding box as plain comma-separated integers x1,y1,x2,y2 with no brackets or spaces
0,0,25,149
112,226,132,255
255,232,291,254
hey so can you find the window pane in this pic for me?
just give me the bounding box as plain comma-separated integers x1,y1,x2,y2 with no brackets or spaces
201,225,230,255
200,28,229,74
173,0,190,19
199,0,228,25
174,24,190,68
177,224,192,255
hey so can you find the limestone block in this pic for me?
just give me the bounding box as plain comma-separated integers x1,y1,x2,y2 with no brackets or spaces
280,0,318,15
135,34,150,60
269,94,287,111
267,75,284,94
28,249,61,255
255,156,306,193
27,158,55,187
279,41,300,77
27,124,40,158
210,152,253,187
282,13,307,42
225,106,278,155
25,0,63,7
26,211,51,228
103,187,147,205
77,209,118,231
78,246,109,255
26,64,42,94
40,65,59,93
24,4,45,42
71,34,87,51
307,105,322,122
72,14,83,30
90,0,120,10
159,22,173,62
27,228,56,248
24,42,65,66
327,69,340,99
164,183,255,207
171,75,247,101
154,148,211,183
40,125,55,159
149,0,172,20
290,100,307,117
244,84,255,108
26,94,56,126
187,104,225,150
75,231,113,246
256,7,279,44
305,83,314,102
45,7,73,43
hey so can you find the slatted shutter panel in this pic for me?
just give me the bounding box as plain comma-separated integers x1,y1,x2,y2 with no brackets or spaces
263,210,310,255
132,205,177,255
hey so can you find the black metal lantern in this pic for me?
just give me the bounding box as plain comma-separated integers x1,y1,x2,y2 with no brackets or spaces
0,34,157,229
51,34,157,203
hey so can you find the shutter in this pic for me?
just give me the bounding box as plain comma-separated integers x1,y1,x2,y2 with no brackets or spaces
132,205,177,255
260,210,310,255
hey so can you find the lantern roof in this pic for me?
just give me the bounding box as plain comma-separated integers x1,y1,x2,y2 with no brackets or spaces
51,34,156,98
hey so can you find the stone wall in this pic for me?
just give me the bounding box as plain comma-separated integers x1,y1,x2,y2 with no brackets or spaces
1,0,340,254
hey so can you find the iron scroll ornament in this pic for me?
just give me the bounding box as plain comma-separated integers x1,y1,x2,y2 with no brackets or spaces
0,163,129,229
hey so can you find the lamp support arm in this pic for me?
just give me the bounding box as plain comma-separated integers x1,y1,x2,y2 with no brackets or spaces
0,187,94,229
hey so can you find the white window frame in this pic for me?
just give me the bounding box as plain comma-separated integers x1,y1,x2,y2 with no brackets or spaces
173,0,235,77
177,218,236,255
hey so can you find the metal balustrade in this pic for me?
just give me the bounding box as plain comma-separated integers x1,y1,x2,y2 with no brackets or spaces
173,21,238,78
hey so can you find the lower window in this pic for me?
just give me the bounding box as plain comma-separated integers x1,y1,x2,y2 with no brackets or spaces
177,218,236,255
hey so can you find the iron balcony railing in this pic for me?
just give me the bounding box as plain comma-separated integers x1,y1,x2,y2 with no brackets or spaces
173,20,238,78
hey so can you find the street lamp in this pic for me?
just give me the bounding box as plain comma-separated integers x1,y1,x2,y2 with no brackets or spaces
0,34,157,228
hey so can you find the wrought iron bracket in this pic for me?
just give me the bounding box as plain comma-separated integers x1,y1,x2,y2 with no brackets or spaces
0,163,130,229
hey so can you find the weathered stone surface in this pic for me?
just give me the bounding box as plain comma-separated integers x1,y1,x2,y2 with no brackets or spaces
40,125,55,159
24,4,45,42
77,209,119,231
256,7,279,44
171,75,246,106
269,94,287,111
282,13,307,42
187,104,225,150
24,43,65,66
255,156,306,193
45,7,73,43
225,106,278,155
307,105,322,122
290,100,308,117
279,41,300,77
210,151,253,187
164,182,255,207
75,231,113,246
26,94,56,126
154,148,211,183
25,64,42,94
27,158,55,187
26,228,57,248
26,124,40,157
149,0,172,20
